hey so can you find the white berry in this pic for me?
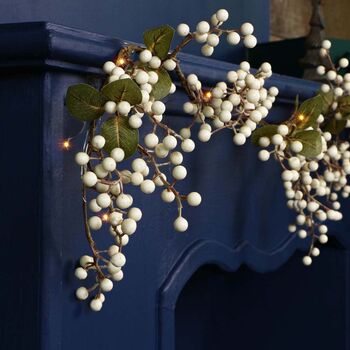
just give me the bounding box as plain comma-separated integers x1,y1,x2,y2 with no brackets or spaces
174,216,188,232
117,101,131,115
100,278,113,292
112,270,124,281
170,151,183,165
163,59,176,71
152,101,166,115
177,23,190,36
76,287,89,300
258,150,270,161
139,49,152,63
161,189,175,203
102,157,116,172
201,44,214,57
196,21,210,34
302,256,312,266
149,56,161,69
187,192,202,206
290,141,303,153
140,179,156,194
244,35,257,48
233,133,246,145
227,32,240,45
144,133,159,148
75,152,89,166
89,199,102,213
181,139,195,153
116,194,132,209
89,216,102,230
110,147,125,162
111,252,126,267
80,255,93,268
96,193,111,208
121,218,137,235
216,9,229,22
83,171,98,187
198,129,211,142
92,135,105,149
103,61,116,74
90,298,103,311
129,114,142,129
241,22,254,35
207,33,219,47
75,267,87,280
128,207,142,221
172,165,187,180
163,135,177,150
104,101,117,114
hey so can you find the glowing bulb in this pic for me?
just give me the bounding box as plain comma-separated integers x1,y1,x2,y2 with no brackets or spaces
62,139,71,150
102,213,109,222
116,58,125,66
297,114,305,121
203,91,212,101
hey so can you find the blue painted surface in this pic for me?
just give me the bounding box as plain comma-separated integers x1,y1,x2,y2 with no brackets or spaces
176,246,348,350
0,22,349,350
0,0,269,62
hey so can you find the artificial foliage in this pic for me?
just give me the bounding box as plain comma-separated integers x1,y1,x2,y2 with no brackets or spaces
65,9,350,311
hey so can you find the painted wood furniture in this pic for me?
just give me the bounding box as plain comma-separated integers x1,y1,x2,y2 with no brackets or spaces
0,22,348,350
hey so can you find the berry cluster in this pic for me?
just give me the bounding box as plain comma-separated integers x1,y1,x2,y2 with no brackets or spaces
256,40,350,265
180,60,277,146
68,9,264,311
66,8,350,312
176,9,257,58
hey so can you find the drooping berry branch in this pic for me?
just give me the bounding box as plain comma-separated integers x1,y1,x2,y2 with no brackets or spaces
65,9,350,312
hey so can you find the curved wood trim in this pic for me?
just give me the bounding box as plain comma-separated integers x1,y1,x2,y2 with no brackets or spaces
157,236,307,350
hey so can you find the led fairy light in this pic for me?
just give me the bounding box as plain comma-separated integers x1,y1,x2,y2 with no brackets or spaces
65,9,350,312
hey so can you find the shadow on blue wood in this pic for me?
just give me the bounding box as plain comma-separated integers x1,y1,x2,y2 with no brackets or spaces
176,243,347,350
0,22,349,350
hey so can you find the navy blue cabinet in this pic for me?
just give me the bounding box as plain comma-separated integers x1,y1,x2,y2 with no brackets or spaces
0,22,349,350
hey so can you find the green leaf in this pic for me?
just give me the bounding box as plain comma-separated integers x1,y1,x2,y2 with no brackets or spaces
66,84,106,121
338,96,350,115
319,90,334,114
294,95,323,129
143,25,175,59
293,130,322,158
151,68,172,100
251,125,279,146
102,79,142,106
101,116,139,159
324,118,347,135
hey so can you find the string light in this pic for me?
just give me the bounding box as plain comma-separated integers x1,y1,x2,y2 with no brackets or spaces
102,213,109,222
297,114,305,121
116,58,125,66
203,90,212,102
59,123,87,152
61,139,71,150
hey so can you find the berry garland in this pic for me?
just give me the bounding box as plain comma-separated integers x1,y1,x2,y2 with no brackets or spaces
65,9,350,311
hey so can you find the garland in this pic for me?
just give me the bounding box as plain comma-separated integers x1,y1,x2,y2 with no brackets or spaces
65,9,350,311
